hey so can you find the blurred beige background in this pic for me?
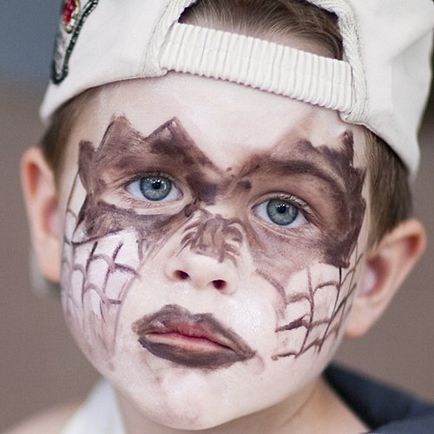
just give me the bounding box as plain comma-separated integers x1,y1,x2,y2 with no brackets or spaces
1,77,433,432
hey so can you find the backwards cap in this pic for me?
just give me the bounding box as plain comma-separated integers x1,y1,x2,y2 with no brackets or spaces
41,0,434,178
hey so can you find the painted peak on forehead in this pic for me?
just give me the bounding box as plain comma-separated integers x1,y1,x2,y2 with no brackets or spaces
95,114,219,169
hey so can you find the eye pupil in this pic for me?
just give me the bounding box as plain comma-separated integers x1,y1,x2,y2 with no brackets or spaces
139,176,171,201
267,199,298,226
276,204,287,214
152,180,162,190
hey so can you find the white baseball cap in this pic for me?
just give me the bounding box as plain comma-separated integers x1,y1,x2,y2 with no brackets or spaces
40,0,434,177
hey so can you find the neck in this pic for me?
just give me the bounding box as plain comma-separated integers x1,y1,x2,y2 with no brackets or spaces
115,376,367,434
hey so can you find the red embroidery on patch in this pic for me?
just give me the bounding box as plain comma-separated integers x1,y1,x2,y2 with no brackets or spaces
63,0,80,33
52,0,99,84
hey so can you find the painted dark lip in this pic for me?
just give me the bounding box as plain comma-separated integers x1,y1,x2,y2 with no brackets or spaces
131,304,256,369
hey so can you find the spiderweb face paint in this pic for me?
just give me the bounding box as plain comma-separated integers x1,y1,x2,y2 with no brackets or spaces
61,115,366,361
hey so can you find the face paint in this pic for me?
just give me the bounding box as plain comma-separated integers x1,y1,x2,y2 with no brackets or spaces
272,252,363,359
237,132,366,358
132,304,256,369
61,115,366,368
180,210,244,265
62,116,223,358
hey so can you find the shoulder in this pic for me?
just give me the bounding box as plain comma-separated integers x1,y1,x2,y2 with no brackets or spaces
4,403,80,434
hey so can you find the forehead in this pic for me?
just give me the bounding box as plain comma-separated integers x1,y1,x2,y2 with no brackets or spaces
65,73,368,174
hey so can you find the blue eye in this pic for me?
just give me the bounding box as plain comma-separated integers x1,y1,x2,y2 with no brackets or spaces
127,175,180,202
255,198,307,228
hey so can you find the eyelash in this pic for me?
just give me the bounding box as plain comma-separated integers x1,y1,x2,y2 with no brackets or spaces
123,171,174,186
257,193,314,220
274,194,312,217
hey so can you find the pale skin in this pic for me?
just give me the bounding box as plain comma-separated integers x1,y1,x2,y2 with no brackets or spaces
20,74,426,434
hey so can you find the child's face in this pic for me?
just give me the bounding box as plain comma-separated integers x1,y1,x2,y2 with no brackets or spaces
57,73,369,429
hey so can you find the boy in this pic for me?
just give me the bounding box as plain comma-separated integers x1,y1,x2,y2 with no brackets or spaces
16,0,434,432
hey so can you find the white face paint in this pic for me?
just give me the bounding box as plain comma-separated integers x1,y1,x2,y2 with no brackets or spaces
58,74,369,431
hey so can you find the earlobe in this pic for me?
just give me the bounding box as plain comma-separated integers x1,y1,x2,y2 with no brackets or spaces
21,147,61,282
345,219,426,338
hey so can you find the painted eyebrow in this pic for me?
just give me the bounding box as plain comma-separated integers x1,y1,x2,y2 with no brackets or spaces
260,158,343,193
95,115,223,177
240,145,347,197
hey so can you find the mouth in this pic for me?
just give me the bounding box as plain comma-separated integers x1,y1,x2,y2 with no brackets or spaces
132,304,256,369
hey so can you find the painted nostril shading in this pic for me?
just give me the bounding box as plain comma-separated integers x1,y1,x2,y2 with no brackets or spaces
175,270,190,281
212,280,226,290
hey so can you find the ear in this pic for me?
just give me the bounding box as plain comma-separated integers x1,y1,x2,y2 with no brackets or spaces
21,147,61,282
345,219,426,338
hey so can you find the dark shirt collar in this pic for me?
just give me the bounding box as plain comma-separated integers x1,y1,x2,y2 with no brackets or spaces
325,364,434,433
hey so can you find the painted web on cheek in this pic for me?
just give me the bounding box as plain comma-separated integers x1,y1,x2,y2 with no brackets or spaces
272,249,363,359
61,203,142,358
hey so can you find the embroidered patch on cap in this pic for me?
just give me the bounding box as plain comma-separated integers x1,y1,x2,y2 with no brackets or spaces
51,0,99,85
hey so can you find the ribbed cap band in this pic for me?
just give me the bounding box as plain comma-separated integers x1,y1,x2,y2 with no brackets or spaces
160,23,354,112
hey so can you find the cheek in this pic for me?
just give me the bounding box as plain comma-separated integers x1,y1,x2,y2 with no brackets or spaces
230,272,282,351
248,223,331,299
61,211,143,362
245,210,366,357
271,258,362,362
241,261,364,405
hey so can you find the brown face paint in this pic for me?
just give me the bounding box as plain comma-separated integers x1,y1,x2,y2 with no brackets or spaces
62,115,366,366
239,132,366,270
236,180,252,192
75,116,222,243
180,209,244,265
271,251,363,359
132,304,256,369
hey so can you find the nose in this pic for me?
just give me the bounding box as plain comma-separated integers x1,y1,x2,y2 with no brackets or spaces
164,212,245,294
164,251,239,294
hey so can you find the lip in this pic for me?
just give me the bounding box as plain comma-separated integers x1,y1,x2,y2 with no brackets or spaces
132,304,256,369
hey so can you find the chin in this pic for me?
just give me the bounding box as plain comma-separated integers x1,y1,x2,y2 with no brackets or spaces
119,380,248,431
107,356,265,431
